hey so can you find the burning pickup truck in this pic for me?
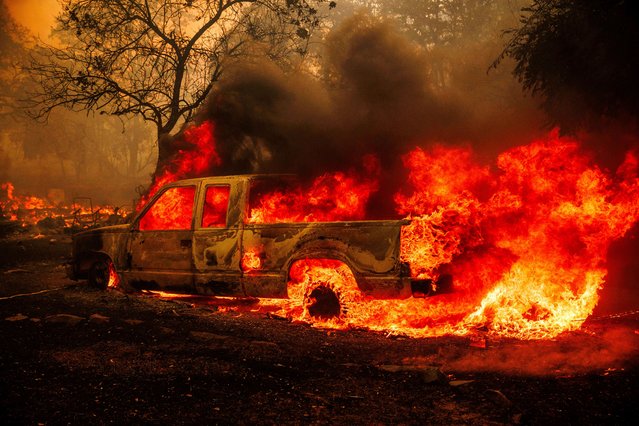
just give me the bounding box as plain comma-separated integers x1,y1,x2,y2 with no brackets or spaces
67,175,450,312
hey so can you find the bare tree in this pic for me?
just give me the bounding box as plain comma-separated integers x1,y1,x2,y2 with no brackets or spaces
26,0,331,172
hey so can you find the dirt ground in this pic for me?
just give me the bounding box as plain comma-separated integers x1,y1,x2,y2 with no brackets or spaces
1,233,639,425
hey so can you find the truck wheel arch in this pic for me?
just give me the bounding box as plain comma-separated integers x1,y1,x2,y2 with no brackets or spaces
78,251,117,282
284,248,362,285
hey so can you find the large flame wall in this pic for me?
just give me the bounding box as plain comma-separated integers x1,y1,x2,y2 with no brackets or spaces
146,122,639,339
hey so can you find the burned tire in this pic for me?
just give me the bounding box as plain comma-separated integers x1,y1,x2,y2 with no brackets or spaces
88,258,113,290
288,259,362,322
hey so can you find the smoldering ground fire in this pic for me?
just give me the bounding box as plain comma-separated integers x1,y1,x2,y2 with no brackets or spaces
127,16,639,341
0,182,130,228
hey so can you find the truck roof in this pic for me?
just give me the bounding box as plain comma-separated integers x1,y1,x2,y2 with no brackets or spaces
164,174,297,186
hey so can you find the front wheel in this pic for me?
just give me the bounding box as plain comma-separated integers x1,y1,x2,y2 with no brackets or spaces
88,258,117,290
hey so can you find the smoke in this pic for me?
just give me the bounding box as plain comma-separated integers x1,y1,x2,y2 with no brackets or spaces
196,13,543,182
445,325,639,376
0,147,10,182
598,221,639,316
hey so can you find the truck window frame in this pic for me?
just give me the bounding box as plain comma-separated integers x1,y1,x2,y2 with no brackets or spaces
134,185,197,231
200,184,231,229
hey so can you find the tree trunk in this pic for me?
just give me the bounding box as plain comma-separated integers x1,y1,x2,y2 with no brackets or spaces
155,131,174,177
137,129,176,203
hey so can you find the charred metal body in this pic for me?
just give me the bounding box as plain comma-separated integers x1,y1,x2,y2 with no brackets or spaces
67,175,451,299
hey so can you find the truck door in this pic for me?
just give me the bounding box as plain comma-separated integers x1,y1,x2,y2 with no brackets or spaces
126,185,196,290
192,183,243,295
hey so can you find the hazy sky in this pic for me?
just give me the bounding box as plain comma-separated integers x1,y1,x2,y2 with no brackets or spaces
5,0,59,39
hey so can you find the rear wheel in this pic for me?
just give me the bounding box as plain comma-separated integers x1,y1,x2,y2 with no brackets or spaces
288,259,362,321
88,258,114,290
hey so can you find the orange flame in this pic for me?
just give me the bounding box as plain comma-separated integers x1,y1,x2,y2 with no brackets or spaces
1,182,129,228
253,131,639,339
107,262,120,289
248,156,380,223
100,123,639,340
138,186,195,231
141,121,220,207
241,248,263,272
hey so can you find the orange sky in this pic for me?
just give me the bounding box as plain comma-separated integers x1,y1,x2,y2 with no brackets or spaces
5,0,59,39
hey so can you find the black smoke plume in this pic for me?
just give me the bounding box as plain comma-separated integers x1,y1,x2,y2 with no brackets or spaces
196,14,503,180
